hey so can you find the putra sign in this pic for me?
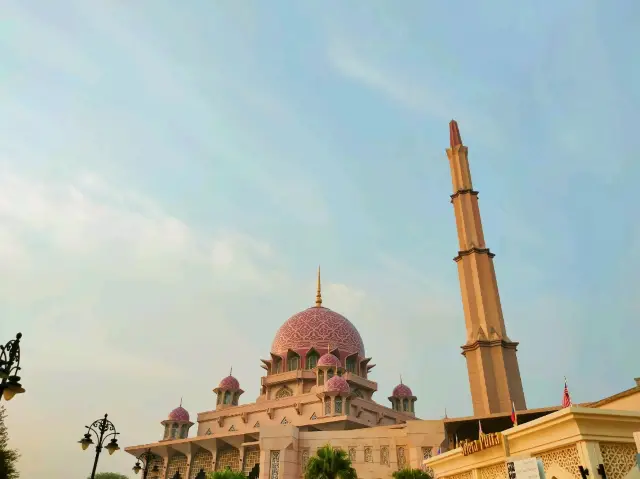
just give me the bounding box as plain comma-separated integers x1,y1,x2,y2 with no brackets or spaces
460,433,502,456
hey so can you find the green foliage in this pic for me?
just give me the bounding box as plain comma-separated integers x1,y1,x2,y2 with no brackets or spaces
90,473,129,479
392,468,433,479
0,405,20,479
304,444,357,479
206,469,247,479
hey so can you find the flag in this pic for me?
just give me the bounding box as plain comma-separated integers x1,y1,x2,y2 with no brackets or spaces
562,379,572,408
510,401,518,426
478,420,484,438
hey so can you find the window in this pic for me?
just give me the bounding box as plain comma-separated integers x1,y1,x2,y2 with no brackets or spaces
273,360,281,374
224,391,231,404
345,399,351,415
346,357,356,374
164,425,170,439
411,401,415,413
232,394,239,406
306,352,318,369
325,400,331,415
335,397,343,414
318,370,324,385
275,386,293,399
171,423,178,438
180,424,189,438
403,398,409,411
327,369,334,379
287,356,299,371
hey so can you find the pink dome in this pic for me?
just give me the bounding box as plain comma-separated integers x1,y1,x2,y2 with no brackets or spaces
271,307,365,357
325,376,351,394
392,383,413,398
218,375,240,390
317,353,342,368
168,406,190,422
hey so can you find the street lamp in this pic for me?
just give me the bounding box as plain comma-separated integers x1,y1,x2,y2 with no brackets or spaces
132,448,161,479
78,413,121,479
0,333,26,402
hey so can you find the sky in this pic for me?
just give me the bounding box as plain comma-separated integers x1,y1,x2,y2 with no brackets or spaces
1,1,639,477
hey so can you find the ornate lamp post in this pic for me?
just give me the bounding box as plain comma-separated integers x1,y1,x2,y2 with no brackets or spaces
78,413,121,479
0,332,26,402
132,448,161,479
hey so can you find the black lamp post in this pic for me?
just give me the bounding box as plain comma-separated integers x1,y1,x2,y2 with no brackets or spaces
132,448,161,479
78,413,121,479
0,332,26,402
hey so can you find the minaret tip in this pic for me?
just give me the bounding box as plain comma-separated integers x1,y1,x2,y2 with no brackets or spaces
400,374,403,385
229,366,233,376
449,119,463,148
180,397,182,407
315,265,322,307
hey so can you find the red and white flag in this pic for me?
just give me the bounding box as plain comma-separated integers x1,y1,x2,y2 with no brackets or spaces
510,401,518,426
562,378,572,408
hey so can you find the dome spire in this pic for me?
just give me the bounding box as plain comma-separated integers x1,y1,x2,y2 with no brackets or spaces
315,265,322,307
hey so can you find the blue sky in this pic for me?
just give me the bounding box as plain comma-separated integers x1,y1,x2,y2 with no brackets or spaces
1,1,639,477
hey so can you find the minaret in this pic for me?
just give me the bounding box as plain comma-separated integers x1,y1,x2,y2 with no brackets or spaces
446,120,526,416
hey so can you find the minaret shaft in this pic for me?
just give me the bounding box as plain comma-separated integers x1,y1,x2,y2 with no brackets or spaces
446,120,526,416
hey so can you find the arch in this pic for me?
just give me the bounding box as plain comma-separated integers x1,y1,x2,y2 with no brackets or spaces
287,350,300,371
273,357,282,374
306,349,319,369
232,393,239,406
180,423,189,438
163,424,170,439
318,370,325,386
171,422,178,438
345,355,357,374
335,397,343,414
410,401,415,413
275,386,293,399
403,398,409,411
224,391,231,404
327,369,334,379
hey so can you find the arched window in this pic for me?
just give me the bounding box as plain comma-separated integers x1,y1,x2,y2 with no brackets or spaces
318,370,324,385
275,386,293,399
180,424,188,438
232,393,239,406
273,359,281,374
224,391,231,404
306,351,319,369
411,401,415,413
335,397,343,414
171,423,178,438
164,424,170,439
325,400,331,415
327,369,334,379
288,355,299,371
346,357,356,374
403,398,409,411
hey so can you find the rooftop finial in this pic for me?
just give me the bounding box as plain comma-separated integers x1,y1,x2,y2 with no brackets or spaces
230,366,233,376
449,119,463,148
315,265,322,307
400,374,403,385
180,397,183,407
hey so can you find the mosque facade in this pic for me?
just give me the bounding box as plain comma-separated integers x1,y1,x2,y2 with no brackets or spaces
125,122,639,479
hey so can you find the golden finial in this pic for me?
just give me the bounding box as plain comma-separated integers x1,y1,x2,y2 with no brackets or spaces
315,265,322,307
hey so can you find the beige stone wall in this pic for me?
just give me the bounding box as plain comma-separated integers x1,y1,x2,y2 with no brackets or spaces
594,391,640,412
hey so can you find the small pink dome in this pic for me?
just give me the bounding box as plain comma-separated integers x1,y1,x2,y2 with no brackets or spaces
218,375,240,390
392,383,413,397
168,406,189,422
317,353,341,368
325,375,351,394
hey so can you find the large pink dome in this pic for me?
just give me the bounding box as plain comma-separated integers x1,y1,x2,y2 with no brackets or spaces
271,307,365,357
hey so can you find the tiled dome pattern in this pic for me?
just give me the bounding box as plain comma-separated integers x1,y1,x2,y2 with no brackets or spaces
317,353,342,368
392,383,413,397
271,307,365,357
325,376,351,394
219,375,241,390
168,406,190,421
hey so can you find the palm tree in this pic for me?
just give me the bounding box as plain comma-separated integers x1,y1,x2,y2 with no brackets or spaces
305,444,357,479
392,468,433,479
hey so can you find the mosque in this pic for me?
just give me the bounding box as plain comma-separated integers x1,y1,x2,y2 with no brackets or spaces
125,122,640,479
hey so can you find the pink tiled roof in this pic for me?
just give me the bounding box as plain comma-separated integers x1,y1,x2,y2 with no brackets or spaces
317,353,341,368
271,307,365,356
218,375,240,390
325,375,351,394
168,406,189,422
392,383,413,398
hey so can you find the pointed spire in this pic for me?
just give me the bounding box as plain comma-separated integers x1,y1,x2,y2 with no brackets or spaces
179,397,182,407
449,119,463,148
315,265,322,307
400,374,403,385
229,366,233,376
